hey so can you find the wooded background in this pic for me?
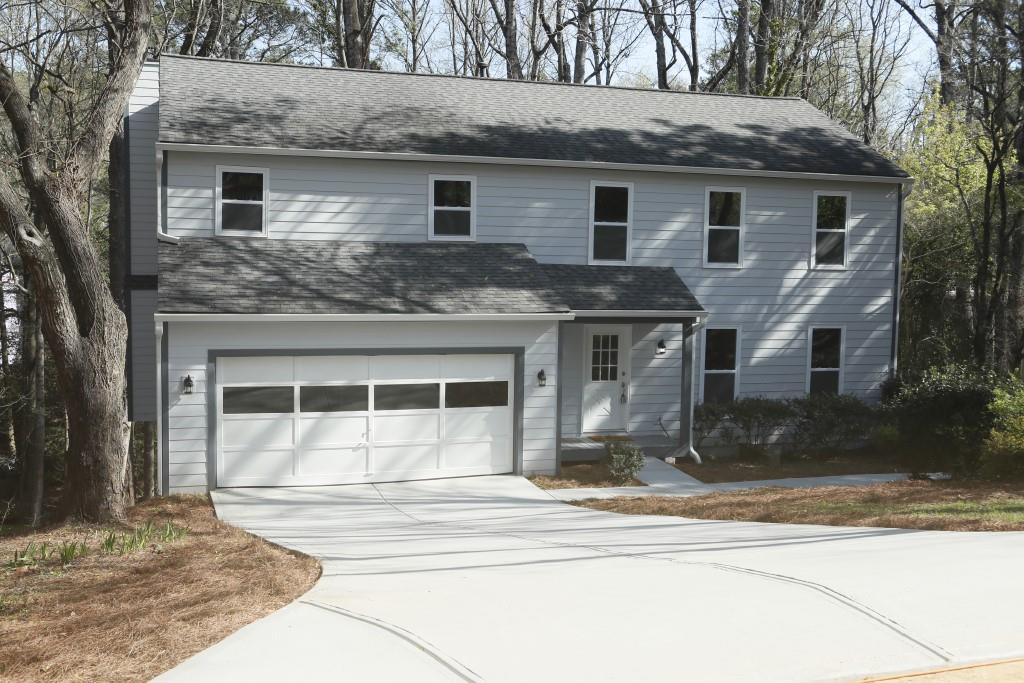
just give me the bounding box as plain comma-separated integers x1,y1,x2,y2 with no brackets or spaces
0,0,1020,522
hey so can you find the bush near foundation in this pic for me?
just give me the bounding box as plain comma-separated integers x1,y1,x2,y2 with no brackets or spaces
980,387,1024,480
788,394,878,456
604,442,646,484
887,365,1006,477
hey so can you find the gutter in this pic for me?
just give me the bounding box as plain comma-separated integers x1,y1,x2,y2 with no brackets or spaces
574,309,708,319
154,312,576,322
890,182,910,379
155,141,914,186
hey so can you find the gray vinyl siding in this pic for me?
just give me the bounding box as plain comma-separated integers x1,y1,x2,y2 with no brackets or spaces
127,62,159,276
560,324,582,435
163,320,558,493
162,152,897,409
130,290,158,421
126,63,160,422
628,323,683,437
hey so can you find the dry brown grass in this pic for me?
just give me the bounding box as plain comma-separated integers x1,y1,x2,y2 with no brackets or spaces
0,495,320,682
574,480,1024,531
676,453,902,483
530,460,645,489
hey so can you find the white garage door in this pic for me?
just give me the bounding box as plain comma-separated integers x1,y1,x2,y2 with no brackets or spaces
216,354,514,487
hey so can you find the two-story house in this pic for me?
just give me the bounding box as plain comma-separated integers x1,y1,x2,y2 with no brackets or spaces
126,56,909,495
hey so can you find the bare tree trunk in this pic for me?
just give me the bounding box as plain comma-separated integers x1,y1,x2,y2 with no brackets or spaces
736,0,750,93
753,0,774,93
573,0,589,83
107,120,128,311
0,0,152,522
0,277,16,464
18,278,44,527
343,0,368,67
142,421,154,499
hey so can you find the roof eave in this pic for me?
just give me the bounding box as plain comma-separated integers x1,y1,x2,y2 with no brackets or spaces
155,142,913,185
154,312,575,322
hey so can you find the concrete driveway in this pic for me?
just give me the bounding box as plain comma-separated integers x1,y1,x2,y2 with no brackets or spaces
158,476,1024,683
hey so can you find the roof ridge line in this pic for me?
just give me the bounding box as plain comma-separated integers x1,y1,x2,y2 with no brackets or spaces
157,53,806,102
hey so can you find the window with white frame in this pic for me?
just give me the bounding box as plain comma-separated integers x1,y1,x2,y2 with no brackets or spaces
702,328,739,403
808,327,843,395
217,167,268,235
429,175,475,240
812,192,849,268
705,188,744,266
590,182,632,263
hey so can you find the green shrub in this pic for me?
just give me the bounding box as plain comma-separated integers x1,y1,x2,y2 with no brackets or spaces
980,387,1024,480
604,442,645,484
728,397,793,453
787,394,877,456
888,365,1007,477
692,402,735,450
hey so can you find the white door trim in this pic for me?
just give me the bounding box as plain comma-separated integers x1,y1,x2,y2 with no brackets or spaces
580,324,632,433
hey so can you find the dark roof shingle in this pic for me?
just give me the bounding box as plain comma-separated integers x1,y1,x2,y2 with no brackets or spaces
158,238,703,316
540,264,703,313
158,55,908,178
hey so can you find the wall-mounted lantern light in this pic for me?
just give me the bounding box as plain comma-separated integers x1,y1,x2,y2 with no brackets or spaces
182,374,194,395
656,340,667,356
537,369,547,387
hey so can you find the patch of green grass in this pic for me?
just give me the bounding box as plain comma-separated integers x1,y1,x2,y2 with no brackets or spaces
814,498,1024,523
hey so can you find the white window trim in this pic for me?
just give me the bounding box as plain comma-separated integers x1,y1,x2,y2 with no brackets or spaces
806,325,846,394
215,165,269,237
428,174,477,241
810,190,851,270
703,186,745,269
588,180,634,265
699,325,741,403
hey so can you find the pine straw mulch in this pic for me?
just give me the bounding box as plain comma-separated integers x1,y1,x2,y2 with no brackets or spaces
574,480,1024,531
530,460,645,489
674,453,903,483
0,495,320,682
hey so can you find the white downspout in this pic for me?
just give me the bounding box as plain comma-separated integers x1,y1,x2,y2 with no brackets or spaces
154,321,164,495
687,318,704,464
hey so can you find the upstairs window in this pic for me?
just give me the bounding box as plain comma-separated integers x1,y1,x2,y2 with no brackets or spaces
590,182,632,264
216,167,268,236
808,327,843,395
812,192,849,268
429,175,475,240
702,327,739,403
704,188,744,266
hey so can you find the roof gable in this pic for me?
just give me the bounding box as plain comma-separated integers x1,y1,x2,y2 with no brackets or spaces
158,55,908,179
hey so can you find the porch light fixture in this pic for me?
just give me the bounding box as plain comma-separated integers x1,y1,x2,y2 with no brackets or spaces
656,340,667,355
537,369,547,387
182,374,194,395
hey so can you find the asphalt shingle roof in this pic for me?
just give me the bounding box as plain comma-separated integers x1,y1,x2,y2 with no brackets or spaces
158,238,703,316
158,55,908,178
540,264,703,313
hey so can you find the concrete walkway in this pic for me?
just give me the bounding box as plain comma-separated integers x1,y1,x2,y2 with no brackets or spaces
158,476,1024,683
546,456,908,501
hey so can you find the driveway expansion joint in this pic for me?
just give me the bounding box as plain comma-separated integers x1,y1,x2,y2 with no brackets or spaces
298,599,483,682
371,484,954,664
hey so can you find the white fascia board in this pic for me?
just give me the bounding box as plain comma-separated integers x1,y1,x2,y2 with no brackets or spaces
572,309,708,318
154,312,575,322
156,142,914,186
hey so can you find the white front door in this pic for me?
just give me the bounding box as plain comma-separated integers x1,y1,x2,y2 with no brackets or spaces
581,325,631,433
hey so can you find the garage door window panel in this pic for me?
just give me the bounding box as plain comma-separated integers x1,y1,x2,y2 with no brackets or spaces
300,385,369,412
445,381,509,408
223,386,294,414
374,383,440,411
